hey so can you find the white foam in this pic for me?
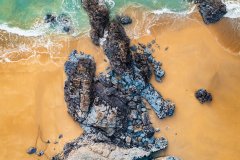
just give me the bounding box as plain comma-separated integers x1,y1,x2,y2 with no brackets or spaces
152,5,196,16
224,1,240,18
0,23,48,37
104,0,115,9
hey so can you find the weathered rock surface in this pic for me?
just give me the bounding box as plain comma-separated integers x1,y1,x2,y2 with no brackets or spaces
103,21,132,74
82,0,109,45
195,0,227,24
195,89,212,104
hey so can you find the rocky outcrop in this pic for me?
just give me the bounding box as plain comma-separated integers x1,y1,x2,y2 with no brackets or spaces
82,0,109,45
56,1,177,159
195,89,212,104
195,0,227,24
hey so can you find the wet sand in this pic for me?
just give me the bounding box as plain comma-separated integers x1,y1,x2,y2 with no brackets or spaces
0,9,240,160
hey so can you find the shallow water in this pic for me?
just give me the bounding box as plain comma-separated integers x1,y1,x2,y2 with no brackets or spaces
0,2,240,160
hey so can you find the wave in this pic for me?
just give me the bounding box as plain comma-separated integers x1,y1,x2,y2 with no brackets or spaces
152,5,196,16
0,23,48,37
224,1,240,18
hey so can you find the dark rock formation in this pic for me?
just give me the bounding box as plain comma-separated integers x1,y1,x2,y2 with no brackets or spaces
195,89,213,104
195,0,227,24
82,0,109,45
103,21,132,74
64,50,96,123
59,43,175,159
55,1,176,159
116,15,133,25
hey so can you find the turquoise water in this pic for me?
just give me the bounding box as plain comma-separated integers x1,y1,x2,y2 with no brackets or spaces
0,0,190,31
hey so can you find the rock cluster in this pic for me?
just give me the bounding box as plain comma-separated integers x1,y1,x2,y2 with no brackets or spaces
82,0,109,45
56,44,175,159
44,13,73,33
195,89,213,104
194,0,227,24
55,0,177,159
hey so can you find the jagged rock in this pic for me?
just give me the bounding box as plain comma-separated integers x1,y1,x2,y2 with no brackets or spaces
142,84,175,119
103,21,132,74
195,0,227,24
195,89,212,104
116,15,133,25
82,0,109,45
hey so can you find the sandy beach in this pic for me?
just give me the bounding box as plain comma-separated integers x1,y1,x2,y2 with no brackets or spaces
0,7,240,160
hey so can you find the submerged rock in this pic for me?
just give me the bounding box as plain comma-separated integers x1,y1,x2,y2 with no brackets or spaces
195,89,212,104
44,13,56,23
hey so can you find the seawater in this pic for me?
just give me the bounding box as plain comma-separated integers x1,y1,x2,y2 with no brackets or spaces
0,0,191,35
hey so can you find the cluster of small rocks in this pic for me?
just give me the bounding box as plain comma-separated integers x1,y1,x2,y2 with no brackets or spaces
44,13,73,33
194,0,227,24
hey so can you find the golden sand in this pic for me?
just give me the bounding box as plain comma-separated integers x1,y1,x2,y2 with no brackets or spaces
0,10,240,160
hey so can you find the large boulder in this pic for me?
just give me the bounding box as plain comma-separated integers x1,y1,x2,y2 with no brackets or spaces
196,0,227,24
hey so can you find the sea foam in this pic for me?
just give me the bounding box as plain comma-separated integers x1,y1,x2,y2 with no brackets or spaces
0,23,47,37
152,5,196,16
224,1,240,18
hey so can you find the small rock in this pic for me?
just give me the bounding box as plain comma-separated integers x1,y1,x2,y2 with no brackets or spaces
155,128,160,132
117,15,132,25
195,89,212,103
37,150,44,157
63,26,70,33
44,13,56,23
27,147,37,154
130,45,137,52
59,134,63,139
